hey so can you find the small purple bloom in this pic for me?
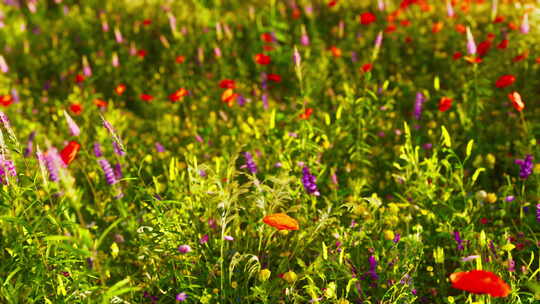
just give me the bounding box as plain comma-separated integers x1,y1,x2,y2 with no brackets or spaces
301,166,320,196
224,235,234,241
200,234,209,244
515,155,533,179
413,92,425,120
243,152,257,174
93,142,102,157
177,245,191,254
155,142,165,153
98,158,117,185
176,292,187,301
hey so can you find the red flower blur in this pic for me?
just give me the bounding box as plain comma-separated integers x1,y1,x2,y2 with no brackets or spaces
450,270,511,297
361,63,373,73
477,41,491,57
299,108,313,119
261,33,273,43
267,74,281,83
0,95,13,107
69,103,83,115
359,12,377,25
94,99,107,108
438,97,453,112
169,88,188,103
495,75,516,88
330,46,342,58
60,141,81,166
140,94,154,102
75,74,85,83
255,53,271,65
175,55,186,64
219,79,236,89
115,84,126,95
497,39,509,49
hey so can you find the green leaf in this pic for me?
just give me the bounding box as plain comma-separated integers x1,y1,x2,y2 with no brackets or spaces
471,168,485,185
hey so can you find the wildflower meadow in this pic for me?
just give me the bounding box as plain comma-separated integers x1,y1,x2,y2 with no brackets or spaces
0,0,539,303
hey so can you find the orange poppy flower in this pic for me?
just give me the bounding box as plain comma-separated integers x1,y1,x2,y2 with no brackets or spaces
508,91,524,112
221,89,237,107
115,84,126,95
464,56,482,64
263,213,299,231
69,103,83,115
432,22,444,33
299,108,313,119
450,270,510,297
0,95,13,107
536,57,540,64
255,53,271,65
175,55,186,64
495,74,515,88
512,52,528,62
291,8,301,19
94,99,108,108
438,97,453,112
169,88,188,103
455,24,466,34
330,46,341,58
60,141,81,165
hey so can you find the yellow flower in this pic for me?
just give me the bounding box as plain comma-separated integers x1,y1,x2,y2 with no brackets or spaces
258,269,271,282
282,271,297,283
485,193,497,204
383,230,394,240
231,281,238,289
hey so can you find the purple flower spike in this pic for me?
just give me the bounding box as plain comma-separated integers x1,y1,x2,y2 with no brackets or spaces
515,155,533,179
243,152,257,174
302,166,320,196
98,158,117,185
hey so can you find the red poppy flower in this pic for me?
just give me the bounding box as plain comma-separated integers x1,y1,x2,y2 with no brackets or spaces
497,39,509,49
507,22,518,31
115,84,126,95
432,22,443,33
477,41,491,57
221,89,237,107
69,103,83,115
0,95,13,107
328,0,338,7
219,79,236,89
480,218,488,224
267,74,281,83
486,33,496,41
404,36,413,43
512,52,528,62
142,19,152,26
291,8,301,19
400,19,411,27
464,56,482,64
140,94,154,102
493,16,505,24
453,52,463,60
169,88,188,103
261,33,273,43
359,12,377,25
361,63,373,73
75,74,85,83
438,97,453,112
385,24,397,33
495,74,516,88
60,141,81,166
299,108,313,119
94,99,107,108
450,270,510,297
455,24,466,34
536,57,540,64
263,213,299,231
508,91,524,112
330,46,342,58
137,50,147,58
255,53,271,65
263,45,274,52
175,55,185,64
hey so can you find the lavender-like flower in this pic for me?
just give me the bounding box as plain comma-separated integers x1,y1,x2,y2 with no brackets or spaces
98,158,117,185
63,110,80,137
454,231,464,250
368,255,379,280
300,33,310,46
302,166,320,196
44,149,60,182
446,0,454,17
24,131,36,157
413,92,425,120
175,292,187,301
536,204,540,223
292,46,301,66
113,162,122,179
114,27,123,43
0,55,8,73
93,142,102,157
101,115,126,154
378,0,385,11
515,155,533,179
112,52,119,67
0,157,16,184
466,27,476,55
374,31,383,49
113,141,125,157
243,152,257,174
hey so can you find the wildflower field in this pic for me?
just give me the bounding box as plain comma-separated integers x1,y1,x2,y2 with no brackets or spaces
1,0,540,303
